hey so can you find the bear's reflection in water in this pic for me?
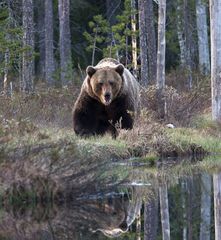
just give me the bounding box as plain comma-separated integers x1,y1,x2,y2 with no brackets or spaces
0,187,144,239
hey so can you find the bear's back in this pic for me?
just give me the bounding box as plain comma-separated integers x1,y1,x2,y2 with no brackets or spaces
96,58,120,69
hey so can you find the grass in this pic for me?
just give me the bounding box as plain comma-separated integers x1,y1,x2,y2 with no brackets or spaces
166,127,221,154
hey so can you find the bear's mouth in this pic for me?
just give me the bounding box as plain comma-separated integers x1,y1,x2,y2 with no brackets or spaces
103,93,112,105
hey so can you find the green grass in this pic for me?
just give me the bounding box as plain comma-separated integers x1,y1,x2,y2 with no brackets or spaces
166,127,221,154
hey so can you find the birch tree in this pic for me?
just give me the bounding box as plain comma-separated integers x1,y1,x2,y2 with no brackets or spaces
3,0,11,95
156,0,166,89
58,0,72,86
144,196,158,240
131,0,138,77
156,0,166,118
146,0,157,83
36,0,45,79
159,182,170,240
176,0,193,89
138,0,148,86
210,0,221,122
213,173,221,239
21,0,34,93
200,173,211,240
136,209,141,240
196,0,210,75
45,0,55,86
180,179,187,240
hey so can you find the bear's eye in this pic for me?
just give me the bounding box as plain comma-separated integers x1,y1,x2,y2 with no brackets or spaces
109,81,114,86
98,82,103,86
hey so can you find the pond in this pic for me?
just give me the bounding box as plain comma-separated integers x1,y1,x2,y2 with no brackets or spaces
0,156,220,240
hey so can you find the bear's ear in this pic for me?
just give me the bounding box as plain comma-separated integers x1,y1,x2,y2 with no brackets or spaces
115,64,124,76
86,66,96,77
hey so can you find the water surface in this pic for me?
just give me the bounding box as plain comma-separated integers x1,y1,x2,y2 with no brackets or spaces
0,156,220,240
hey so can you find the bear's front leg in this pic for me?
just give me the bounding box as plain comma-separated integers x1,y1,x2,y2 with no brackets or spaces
73,109,97,137
120,111,134,130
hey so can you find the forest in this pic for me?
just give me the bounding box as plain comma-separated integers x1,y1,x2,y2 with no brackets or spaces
1,0,221,239
0,0,213,89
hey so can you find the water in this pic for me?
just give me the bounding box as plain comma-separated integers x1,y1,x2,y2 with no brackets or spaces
0,156,220,239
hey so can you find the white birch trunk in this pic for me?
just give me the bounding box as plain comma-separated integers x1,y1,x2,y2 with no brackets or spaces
176,2,186,66
136,209,141,240
213,173,221,240
181,179,187,240
159,183,170,240
138,0,148,86
176,0,193,89
22,0,34,93
156,0,166,89
196,0,210,75
156,0,166,118
36,0,45,78
146,0,157,83
144,195,158,240
45,0,55,86
210,0,221,122
131,0,138,77
3,49,10,95
58,0,72,86
200,173,211,240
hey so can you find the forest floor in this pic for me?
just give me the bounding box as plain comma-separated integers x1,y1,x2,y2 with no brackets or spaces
0,84,221,200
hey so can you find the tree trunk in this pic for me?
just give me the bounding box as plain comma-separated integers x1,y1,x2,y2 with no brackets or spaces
131,0,138,78
105,0,120,59
45,0,55,87
36,0,45,79
176,0,193,89
200,173,211,240
138,0,148,86
187,178,193,240
136,209,141,240
210,0,221,122
180,179,187,240
176,1,186,66
21,0,34,93
106,0,120,26
156,0,166,119
58,0,72,86
183,0,193,90
156,0,166,89
159,182,170,240
144,196,158,240
196,0,210,75
213,173,221,240
146,0,157,83
3,0,12,95
3,48,10,95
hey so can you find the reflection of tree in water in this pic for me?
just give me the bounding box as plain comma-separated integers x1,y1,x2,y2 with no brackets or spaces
0,186,146,240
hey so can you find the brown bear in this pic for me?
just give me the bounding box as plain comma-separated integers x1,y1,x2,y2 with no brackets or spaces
72,58,140,138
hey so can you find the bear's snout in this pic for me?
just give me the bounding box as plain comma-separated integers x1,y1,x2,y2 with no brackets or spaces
104,92,111,102
103,92,112,105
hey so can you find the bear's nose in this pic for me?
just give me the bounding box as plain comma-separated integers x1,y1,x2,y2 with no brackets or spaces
104,93,111,101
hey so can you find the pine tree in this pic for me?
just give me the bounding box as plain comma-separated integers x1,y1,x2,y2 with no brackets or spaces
0,0,22,94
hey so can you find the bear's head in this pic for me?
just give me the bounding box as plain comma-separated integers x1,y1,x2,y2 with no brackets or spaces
86,64,124,106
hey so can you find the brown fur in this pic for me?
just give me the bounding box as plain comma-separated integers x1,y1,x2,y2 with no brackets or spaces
72,58,140,138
